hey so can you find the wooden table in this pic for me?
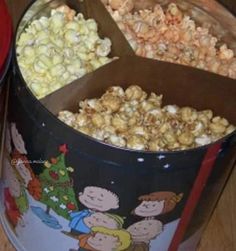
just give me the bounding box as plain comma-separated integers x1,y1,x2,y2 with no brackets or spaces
1,0,236,250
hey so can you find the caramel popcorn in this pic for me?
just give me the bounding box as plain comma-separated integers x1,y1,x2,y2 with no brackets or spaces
104,1,236,79
58,85,235,151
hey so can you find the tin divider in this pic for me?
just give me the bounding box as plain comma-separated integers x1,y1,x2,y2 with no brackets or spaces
40,55,236,127
69,0,134,56
85,0,134,56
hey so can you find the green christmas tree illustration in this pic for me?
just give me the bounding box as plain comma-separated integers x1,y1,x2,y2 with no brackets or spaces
31,144,78,229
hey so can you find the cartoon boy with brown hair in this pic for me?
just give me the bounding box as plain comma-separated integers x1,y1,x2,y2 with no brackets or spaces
133,191,183,218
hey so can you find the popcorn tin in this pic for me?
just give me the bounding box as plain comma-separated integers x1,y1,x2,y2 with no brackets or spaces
0,0,12,153
1,1,236,251
218,0,236,15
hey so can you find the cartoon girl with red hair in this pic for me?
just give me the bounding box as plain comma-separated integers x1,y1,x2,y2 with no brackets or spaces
133,191,183,218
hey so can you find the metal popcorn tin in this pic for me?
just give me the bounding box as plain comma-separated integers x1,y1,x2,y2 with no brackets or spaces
218,0,236,15
0,1,236,251
0,0,12,150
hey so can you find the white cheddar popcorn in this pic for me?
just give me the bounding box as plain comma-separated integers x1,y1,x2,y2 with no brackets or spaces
17,5,115,99
96,38,112,57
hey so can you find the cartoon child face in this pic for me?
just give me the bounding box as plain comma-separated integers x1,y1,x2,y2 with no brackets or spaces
134,200,165,217
79,186,119,212
15,160,32,187
3,158,21,198
11,123,27,155
87,232,119,251
127,219,163,244
84,212,119,229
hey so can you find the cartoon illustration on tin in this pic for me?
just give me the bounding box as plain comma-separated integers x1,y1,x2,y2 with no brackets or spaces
31,144,78,229
12,150,42,201
69,186,121,235
2,123,36,230
1,124,186,251
3,156,25,230
126,219,163,251
69,226,132,251
8,123,41,211
133,191,183,218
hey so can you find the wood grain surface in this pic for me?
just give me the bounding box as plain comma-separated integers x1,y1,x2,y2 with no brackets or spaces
0,0,236,250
